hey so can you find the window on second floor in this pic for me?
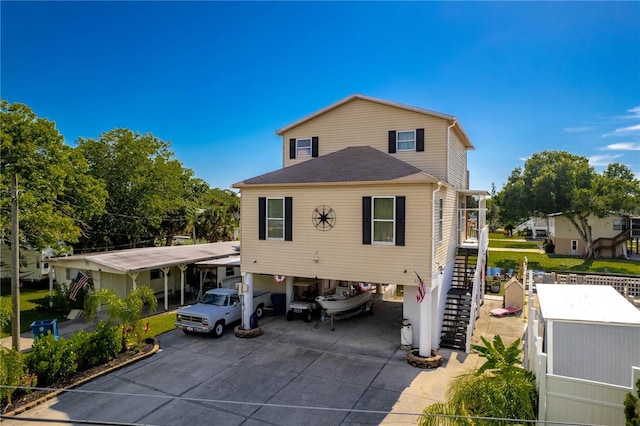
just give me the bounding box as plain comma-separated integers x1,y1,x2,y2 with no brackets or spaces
296,138,312,157
267,198,284,240
613,219,624,231
388,128,424,153
362,196,405,246
259,196,293,241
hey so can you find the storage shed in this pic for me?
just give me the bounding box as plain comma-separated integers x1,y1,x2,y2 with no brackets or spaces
536,284,640,387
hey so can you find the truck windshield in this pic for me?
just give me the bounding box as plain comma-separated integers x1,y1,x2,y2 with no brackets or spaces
201,293,228,306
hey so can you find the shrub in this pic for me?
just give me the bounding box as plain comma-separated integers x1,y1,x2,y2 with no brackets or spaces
26,333,77,387
543,238,555,254
70,322,119,371
43,281,93,312
0,347,27,406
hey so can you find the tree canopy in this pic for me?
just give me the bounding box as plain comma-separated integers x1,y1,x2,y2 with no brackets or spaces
496,151,640,258
0,101,106,251
76,129,198,250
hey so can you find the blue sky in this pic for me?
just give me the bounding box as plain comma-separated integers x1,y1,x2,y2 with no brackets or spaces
2,1,639,192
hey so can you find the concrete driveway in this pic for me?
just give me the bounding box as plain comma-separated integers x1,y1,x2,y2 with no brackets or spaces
4,296,525,425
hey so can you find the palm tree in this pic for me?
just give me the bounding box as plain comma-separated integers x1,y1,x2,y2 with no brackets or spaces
420,336,538,425
84,286,157,352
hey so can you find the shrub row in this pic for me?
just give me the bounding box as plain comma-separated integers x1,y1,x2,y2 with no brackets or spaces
0,321,120,408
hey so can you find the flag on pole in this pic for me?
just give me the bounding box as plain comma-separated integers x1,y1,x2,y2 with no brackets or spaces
70,271,89,301
415,271,426,303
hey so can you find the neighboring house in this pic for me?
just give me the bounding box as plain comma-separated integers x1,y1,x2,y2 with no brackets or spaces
526,284,640,424
548,212,636,257
514,217,548,239
0,243,62,283
48,242,240,310
233,94,488,355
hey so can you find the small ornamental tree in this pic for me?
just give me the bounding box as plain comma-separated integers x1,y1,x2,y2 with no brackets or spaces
420,336,537,425
625,378,640,426
84,286,157,352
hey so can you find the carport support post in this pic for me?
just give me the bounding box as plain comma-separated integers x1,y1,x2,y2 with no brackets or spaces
419,289,432,357
243,272,254,329
49,268,55,307
285,276,294,313
162,267,170,311
178,264,187,305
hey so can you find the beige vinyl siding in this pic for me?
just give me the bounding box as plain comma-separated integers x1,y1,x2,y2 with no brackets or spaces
433,187,459,268
448,129,468,189
282,98,449,180
551,214,626,256
240,183,436,287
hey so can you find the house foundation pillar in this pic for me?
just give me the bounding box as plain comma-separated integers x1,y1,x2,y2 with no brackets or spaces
419,289,433,357
242,272,254,329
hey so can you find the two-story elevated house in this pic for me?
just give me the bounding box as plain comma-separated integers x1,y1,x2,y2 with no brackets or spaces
233,95,488,356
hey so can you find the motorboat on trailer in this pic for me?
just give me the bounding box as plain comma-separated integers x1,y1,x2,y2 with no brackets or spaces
315,284,373,317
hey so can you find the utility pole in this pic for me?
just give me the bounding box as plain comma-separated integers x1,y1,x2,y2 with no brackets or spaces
11,173,21,351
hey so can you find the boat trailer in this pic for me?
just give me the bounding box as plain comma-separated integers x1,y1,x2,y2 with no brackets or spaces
319,300,374,331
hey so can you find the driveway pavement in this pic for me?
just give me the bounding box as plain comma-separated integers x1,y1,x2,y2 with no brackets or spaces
2,295,525,425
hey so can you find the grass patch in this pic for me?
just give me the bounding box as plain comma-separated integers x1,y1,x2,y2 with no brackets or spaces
489,239,540,249
143,311,177,337
0,281,67,338
488,251,640,275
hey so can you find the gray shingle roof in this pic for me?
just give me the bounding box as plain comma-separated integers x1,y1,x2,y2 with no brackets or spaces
234,146,439,186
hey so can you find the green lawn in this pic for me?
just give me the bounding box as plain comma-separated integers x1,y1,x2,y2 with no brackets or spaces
488,239,540,249
0,282,67,338
487,251,640,275
142,311,176,337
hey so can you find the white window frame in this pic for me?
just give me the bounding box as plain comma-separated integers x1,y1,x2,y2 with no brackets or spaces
266,197,285,240
613,219,623,231
372,196,395,245
571,240,578,253
396,130,415,151
296,138,312,157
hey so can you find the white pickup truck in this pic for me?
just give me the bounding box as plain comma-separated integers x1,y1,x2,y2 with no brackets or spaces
175,288,272,337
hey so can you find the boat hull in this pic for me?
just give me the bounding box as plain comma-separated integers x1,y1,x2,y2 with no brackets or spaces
316,291,372,316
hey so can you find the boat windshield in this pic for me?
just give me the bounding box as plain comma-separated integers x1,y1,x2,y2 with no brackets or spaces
201,293,228,306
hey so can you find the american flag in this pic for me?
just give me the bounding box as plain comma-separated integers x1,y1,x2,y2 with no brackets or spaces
415,271,426,303
70,271,89,301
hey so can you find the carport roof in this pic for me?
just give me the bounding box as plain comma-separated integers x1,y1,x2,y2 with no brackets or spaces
49,242,240,275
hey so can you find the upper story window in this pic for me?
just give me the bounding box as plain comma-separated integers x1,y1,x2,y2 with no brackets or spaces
289,137,319,159
296,138,312,157
613,219,624,231
267,198,285,240
259,196,293,241
362,196,405,246
388,128,424,153
397,131,415,151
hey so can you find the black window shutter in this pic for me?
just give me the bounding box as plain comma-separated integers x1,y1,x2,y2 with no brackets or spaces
362,196,372,245
388,131,396,153
311,136,319,157
284,197,293,241
395,196,405,246
258,197,266,240
289,139,296,159
416,128,424,152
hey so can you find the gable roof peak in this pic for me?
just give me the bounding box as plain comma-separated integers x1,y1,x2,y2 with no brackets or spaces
275,94,457,136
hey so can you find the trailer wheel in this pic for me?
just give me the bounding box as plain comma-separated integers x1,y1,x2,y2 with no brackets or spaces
212,320,225,338
304,311,312,322
286,310,294,321
255,304,264,319
368,303,374,316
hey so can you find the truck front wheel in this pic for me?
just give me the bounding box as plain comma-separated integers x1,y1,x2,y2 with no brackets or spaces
255,304,264,319
212,320,225,338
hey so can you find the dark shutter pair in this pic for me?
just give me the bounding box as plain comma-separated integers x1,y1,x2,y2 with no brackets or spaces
259,197,292,241
388,129,424,153
289,137,319,159
362,196,405,246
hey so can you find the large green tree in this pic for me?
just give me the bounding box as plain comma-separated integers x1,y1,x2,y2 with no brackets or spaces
0,101,106,251
195,188,240,242
497,151,640,259
77,129,196,250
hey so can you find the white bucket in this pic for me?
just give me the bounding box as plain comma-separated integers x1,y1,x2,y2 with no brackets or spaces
401,324,413,348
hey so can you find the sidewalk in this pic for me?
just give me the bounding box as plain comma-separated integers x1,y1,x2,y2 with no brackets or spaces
381,295,527,423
